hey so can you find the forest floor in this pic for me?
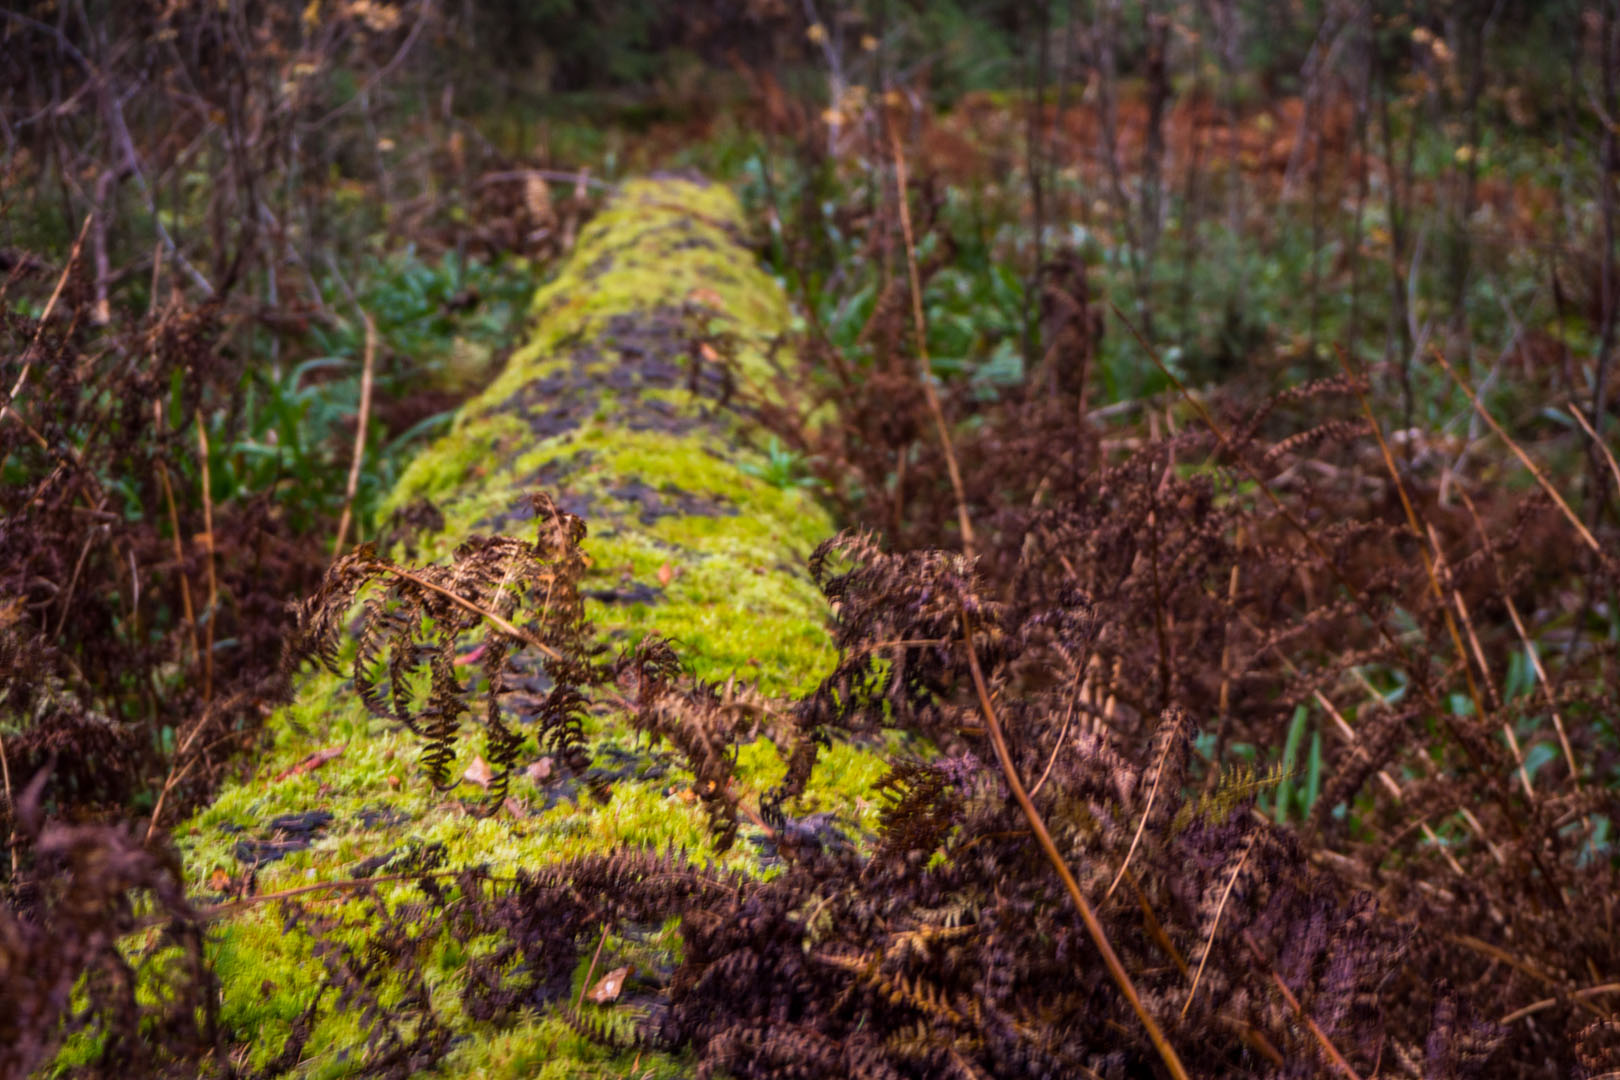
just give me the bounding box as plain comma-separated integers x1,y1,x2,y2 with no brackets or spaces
3,10,1619,1076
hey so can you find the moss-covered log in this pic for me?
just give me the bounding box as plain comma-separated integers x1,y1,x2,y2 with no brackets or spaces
135,178,883,1078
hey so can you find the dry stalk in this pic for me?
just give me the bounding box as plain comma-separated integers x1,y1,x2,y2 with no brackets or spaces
1105,723,1177,901
885,116,976,560
332,312,378,559
1499,983,1620,1025
1240,930,1364,1080
1339,347,1487,722
1456,489,1583,793
958,609,1190,1080
1430,347,1600,554
154,401,201,669
193,409,218,703
0,728,15,878
1,214,93,432
1570,401,1620,498
1182,829,1257,1018
371,562,564,662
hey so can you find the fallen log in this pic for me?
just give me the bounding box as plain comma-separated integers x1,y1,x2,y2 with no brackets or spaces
156,177,880,1076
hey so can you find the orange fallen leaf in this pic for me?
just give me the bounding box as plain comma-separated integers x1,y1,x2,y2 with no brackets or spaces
526,757,554,784
462,755,495,789
273,744,346,783
698,341,721,363
586,965,631,1004
687,287,725,310
657,562,675,588
502,795,529,819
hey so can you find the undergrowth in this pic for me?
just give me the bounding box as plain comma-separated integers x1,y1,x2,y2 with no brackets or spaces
9,386,1615,1074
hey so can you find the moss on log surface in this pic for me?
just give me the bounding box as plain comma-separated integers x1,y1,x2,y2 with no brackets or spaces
136,178,885,1078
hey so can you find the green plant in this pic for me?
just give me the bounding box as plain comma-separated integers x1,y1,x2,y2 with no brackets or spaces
741,436,820,490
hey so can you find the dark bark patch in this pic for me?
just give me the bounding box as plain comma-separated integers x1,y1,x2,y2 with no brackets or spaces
609,478,737,525
230,810,333,865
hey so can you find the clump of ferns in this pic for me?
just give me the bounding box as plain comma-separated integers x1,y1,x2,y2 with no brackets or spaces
724,528,1459,1077
287,492,598,815
286,489,787,832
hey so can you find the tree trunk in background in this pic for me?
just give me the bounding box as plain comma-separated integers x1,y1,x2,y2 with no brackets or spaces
176,177,856,1076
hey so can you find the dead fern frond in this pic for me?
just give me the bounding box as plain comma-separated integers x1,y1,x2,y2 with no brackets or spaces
285,493,596,815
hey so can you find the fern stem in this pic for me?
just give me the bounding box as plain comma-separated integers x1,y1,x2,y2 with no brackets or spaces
368,561,564,661
958,609,1190,1080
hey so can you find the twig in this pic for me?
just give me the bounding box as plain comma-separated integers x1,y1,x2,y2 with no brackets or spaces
1339,346,1488,724
332,313,377,558
1444,933,1610,1022
1444,558,1532,798
2,214,93,433
887,117,976,560
185,866,728,929
1430,348,1601,554
307,0,434,129
1570,401,1620,499
146,690,250,843
1240,931,1364,1080
958,609,1189,1080
1123,867,1189,977
145,755,199,844
154,403,200,668
194,410,218,703
191,869,487,923
1499,983,1620,1024
1182,829,1256,1017
475,168,618,192
96,64,214,298
1105,717,1177,901
53,525,104,642
0,728,16,877
1026,700,1073,799
1457,489,1583,794
574,924,612,1016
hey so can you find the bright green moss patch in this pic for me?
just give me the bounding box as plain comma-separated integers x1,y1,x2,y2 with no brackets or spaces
385,410,530,513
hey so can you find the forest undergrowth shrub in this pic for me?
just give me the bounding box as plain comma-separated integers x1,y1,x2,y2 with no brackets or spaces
770,215,1620,1075
0,303,324,849
729,127,1620,1070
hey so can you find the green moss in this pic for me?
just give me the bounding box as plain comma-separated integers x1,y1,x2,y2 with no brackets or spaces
384,410,529,513
160,178,866,1077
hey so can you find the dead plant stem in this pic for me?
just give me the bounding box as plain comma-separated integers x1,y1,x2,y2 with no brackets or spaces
886,116,976,560
194,410,218,703
958,609,1189,1080
332,312,377,559
1240,931,1364,1080
1431,348,1601,554
371,563,565,662
1571,401,1620,499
